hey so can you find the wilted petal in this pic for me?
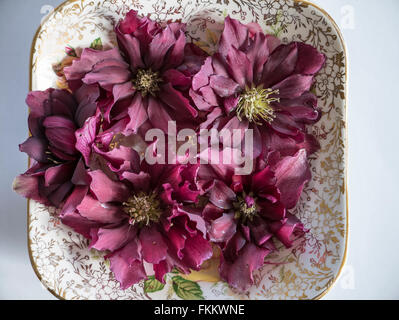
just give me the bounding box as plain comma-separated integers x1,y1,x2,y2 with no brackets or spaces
88,170,130,203
226,46,252,87
192,57,213,91
146,27,176,71
209,180,236,209
181,234,213,270
124,93,148,134
248,217,273,246
220,242,271,291
269,213,305,247
19,137,48,163
139,225,168,264
83,66,131,87
219,16,249,58
90,223,134,251
251,166,276,193
274,149,311,209
208,213,237,243
272,74,314,99
295,42,326,75
44,162,75,187
160,82,198,118
147,96,172,133
108,240,147,289
262,43,298,87
162,69,191,87
77,195,125,224
75,115,98,166
13,174,50,205
210,75,240,97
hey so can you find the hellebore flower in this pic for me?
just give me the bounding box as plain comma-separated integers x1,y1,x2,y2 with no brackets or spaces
13,85,100,207
198,149,310,291
64,10,205,135
61,160,213,289
191,17,325,156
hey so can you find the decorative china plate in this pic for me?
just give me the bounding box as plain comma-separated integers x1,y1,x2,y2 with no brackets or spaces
28,0,347,300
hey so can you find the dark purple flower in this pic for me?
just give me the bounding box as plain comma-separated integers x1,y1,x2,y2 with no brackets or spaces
198,149,310,291
13,85,99,207
191,17,325,157
61,160,212,289
64,10,207,136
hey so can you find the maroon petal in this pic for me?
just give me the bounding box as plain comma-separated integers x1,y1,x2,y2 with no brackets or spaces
181,234,213,270
220,242,271,291
262,43,298,87
88,170,130,203
162,69,191,87
47,181,74,207
251,166,276,193
77,195,125,224
117,33,144,69
121,171,151,193
270,113,302,137
125,93,148,134
192,57,213,91
219,16,249,58
258,199,286,221
223,95,239,114
247,32,269,82
226,46,253,87
44,162,75,187
146,27,176,71
108,240,147,289
74,84,100,127
65,48,125,82
139,225,168,264
224,232,246,262
167,227,186,259
190,89,212,111
210,75,240,97
19,137,48,163
83,66,131,87
117,10,141,34
60,185,88,216
209,180,236,209
90,224,135,251
43,116,76,155
248,217,273,246
269,213,305,247
274,149,311,209
75,115,98,166
163,29,186,69
153,260,169,283
159,83,198,118
272,74,314,99
147,96,172,133
208,213,237,243
294,42,326,75
13,174,50,205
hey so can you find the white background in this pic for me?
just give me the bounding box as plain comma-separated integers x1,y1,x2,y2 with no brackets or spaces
0,0,398,299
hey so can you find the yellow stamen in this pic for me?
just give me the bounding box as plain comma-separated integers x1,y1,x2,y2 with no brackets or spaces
122,191,162,227
236,85,280,124
132,69,162,97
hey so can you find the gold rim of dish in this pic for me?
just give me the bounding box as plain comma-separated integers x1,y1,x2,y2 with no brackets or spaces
27,0,348,301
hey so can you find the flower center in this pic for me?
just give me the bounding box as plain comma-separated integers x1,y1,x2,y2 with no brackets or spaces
122,191,162,227
132,69,162,97
236,85,280,124
233,192,259,224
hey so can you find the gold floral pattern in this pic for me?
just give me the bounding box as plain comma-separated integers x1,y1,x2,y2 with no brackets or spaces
28,0,347,300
